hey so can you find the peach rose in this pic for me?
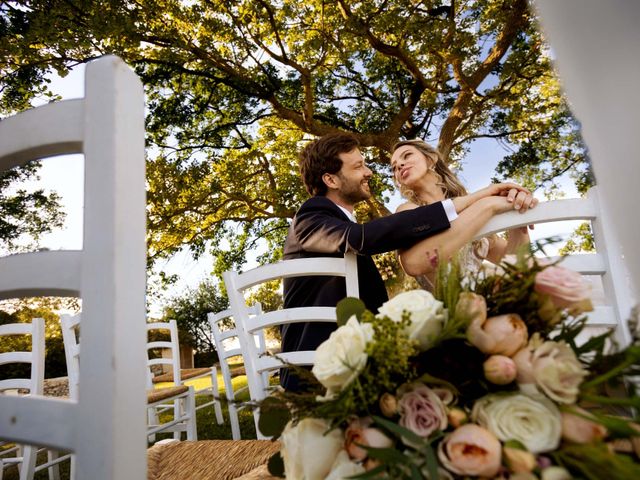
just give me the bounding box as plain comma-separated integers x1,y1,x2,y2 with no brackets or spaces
467,313,528,356
484,355,517,385
398,383,447,440
513,336,587,404
535,266,593,314
344,417,393,461
437,424,501,477
561,408,607,443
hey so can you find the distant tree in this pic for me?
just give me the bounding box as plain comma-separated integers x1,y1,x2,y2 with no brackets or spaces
0,0,591,274
0,162,65,251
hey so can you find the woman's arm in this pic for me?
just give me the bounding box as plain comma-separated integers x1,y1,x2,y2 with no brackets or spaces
397,196,516,277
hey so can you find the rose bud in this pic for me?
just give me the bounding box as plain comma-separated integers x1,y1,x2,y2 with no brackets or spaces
447,407,468,428
468,313,528,357
541,466,572,480
484,355,517,385
503,446,536,474
345,418,393,461
437,424,502,478
455,292,487,326
379,392,398,417
561,408,607,444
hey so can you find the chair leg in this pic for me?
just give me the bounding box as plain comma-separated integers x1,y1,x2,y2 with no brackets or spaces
18,444,37,480
185,387,198,441
46,450,61,480
228,401,241,441
210,369,224,425
147,406,158,443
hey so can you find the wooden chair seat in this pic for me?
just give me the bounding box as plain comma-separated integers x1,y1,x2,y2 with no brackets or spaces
147,440,280,480
152,368,213,384
146,386,190,404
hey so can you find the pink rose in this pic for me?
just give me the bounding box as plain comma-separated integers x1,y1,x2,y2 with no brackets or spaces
561,408,607,444
438,424,502,477
398,383,447,440
345,417,393,461
484,355,517,385
467,313,528,357
535,266,593,313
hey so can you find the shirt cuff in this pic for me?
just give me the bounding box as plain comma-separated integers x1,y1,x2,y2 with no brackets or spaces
442,199,458,222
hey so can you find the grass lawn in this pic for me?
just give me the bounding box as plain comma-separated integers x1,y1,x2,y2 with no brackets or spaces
1,367,259,479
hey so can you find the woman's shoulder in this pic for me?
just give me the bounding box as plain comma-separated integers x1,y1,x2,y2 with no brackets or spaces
395,201,420,213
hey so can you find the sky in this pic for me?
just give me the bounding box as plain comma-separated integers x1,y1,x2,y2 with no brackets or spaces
10,63,583,316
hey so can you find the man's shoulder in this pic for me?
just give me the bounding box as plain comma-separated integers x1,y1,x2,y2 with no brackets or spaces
297,196,340,213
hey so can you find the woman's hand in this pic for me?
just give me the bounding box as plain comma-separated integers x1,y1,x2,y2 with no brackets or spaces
452,183,536,213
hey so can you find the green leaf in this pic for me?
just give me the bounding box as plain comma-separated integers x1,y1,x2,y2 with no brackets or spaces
423,442,439,480
267,452,285,477
373,415,425,446
336,297,367,326
257,396,291,437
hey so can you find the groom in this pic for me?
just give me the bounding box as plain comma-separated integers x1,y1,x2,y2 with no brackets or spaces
280,132,531,390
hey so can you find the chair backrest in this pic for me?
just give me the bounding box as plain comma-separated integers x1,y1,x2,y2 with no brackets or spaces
0,318,45,395
476,186,633,347
222,253,359,407
0,56,147,480
146,320,182,388
208,303,266,399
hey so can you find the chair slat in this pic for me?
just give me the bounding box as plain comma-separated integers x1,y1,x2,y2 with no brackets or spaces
255,351,315,374
585,306,619,327
246,307,337,334
0,99,83,170
0,378,32,391
550,253,606,275
0,396,77,450
0,351,33,366
0,251,82,300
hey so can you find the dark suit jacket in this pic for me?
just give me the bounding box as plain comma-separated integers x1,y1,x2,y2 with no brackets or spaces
280,195,451,390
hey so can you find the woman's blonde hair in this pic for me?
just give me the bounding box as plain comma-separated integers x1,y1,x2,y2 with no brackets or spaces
392,139,467,204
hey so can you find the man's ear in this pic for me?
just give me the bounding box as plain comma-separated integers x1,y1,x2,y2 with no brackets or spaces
322,172,339,190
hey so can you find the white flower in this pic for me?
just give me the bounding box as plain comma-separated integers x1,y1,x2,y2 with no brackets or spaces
280,418,344,480
312,316,374,393
377,289,446,350
325,450,366,480
472,393,562,453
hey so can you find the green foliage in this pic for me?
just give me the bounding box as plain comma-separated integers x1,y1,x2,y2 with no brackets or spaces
0,0,588,276
552,443,640,480
559,221,596,255
162,278,228,353
336,297,366,326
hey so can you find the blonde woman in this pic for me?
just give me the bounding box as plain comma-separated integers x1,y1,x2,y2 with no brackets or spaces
391,139,536,290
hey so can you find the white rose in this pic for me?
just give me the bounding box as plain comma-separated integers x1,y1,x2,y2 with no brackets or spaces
281,418,344,480
325,450,366,480
472,393,562,454
377,289,446,350
312,316,374,392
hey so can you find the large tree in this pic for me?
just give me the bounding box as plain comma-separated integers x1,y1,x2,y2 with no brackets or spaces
0,0,591,273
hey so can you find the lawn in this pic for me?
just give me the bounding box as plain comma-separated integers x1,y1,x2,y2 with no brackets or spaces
1,367,259,479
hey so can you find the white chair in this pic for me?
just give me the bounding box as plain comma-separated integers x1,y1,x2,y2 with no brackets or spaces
476,186,633,347
61,315,197,446
0,56,147,479
0,318,70,480
223,253,359,438
145,320,224,430
208,303,267,440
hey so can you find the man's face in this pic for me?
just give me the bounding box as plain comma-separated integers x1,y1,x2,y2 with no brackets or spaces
334,148,373,205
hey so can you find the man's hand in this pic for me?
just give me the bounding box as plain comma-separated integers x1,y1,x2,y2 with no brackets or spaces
504,188,538,213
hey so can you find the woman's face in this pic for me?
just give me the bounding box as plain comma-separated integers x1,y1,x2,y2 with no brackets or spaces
390,145,435,189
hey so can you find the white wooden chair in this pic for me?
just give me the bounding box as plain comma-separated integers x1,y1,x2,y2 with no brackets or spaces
0,56,147,479
0,318,70,480
476,186,633,347
145,320,222,436
61,315,197,446
222,253,359,439
208,303,267,440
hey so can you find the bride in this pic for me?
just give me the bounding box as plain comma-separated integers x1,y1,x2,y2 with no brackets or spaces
391,139,537,290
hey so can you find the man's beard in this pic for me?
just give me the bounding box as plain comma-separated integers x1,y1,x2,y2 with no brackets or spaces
339,181,371,205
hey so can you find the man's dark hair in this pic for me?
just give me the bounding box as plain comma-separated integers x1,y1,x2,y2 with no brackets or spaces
299,133,360,196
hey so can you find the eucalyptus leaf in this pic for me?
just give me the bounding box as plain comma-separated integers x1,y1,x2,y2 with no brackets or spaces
336,297,367,326
267,452,285,477
258,396,291,437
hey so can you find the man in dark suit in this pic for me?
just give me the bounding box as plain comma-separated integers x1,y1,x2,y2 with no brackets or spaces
280,133,528,390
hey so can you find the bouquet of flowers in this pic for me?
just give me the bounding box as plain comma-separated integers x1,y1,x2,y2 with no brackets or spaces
259,249,640,479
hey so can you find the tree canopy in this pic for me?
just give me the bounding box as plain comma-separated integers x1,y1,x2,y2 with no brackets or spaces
0,0,591,273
